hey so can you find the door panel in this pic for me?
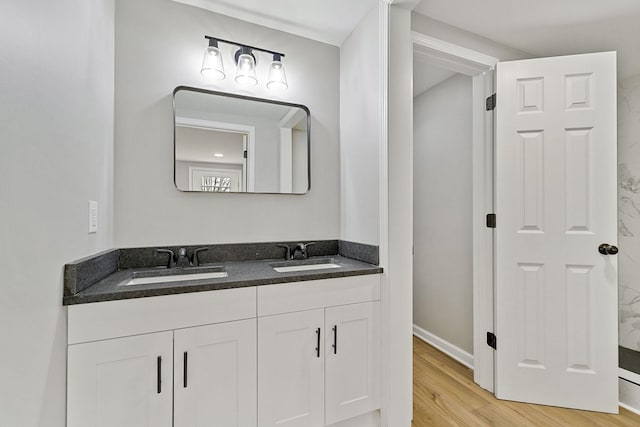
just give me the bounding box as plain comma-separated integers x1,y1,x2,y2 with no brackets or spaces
67,331,173,427
258,309,324,427
495,52,618,412
325,302,380,425
174,319,257,427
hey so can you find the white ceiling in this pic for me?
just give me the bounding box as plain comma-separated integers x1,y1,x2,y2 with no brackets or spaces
170,0,640,79
176,126,245,164
171,0,378,46
413,0,640,79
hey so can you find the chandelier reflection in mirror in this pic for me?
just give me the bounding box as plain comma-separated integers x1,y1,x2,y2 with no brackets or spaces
201,36,288,91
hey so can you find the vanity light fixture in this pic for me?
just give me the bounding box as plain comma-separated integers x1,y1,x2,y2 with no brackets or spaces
201,36,287,91
234,46,258,86
213,153,224,158
200,38,225,80
267,53,288,90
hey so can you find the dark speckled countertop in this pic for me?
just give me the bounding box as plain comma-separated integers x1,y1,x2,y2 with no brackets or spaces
63,254,382,305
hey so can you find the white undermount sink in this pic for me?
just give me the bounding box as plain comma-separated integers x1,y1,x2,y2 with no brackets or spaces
119,267,228,286
271,258,341,273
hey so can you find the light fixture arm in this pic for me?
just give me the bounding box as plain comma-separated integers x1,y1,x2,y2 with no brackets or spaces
204,35,285,59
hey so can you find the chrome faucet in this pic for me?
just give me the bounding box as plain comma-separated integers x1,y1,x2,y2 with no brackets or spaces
157,247,209,268
292,242,315,260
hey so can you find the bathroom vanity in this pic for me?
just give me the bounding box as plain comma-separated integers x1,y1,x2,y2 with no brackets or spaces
63,241,382,427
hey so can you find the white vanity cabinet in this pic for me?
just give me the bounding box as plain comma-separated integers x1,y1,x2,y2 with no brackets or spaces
67,331,174,427
173,319,257,427
257,276,381,427
66,319,257,427
325,301,380,425
258,309,326,427
66,287,257,427
66,274,381,427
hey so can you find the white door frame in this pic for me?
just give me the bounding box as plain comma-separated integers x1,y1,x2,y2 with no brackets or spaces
411,32,498,392
175,116,255,192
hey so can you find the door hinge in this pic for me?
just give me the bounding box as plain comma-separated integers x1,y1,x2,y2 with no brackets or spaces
487,332,497,350
486,213,496,228
486,93,496,111
243,150,248,159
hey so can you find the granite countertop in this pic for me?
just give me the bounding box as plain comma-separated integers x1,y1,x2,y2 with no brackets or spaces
63,255,382,305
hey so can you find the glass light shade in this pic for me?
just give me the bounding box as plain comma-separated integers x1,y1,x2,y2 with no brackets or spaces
235,53,258,86
267,60,288,90
201,46,225,80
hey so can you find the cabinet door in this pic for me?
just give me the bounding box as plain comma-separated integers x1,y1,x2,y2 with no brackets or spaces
258,309,325,427
174,318,257,427
67,331,173,427
325,301,380,425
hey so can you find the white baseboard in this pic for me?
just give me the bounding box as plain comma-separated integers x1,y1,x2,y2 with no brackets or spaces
413,324,474,369
620,368,640,415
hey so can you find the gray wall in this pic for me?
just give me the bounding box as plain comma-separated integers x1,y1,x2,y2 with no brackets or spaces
0,0,115,425
340,6,381,245
114,0,340,247
413,74,474,354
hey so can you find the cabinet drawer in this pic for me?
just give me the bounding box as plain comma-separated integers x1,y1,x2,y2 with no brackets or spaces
68,287,256,344
257,274,380,317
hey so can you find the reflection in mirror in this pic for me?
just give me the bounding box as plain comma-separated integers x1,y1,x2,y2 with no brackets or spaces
173,86,310,194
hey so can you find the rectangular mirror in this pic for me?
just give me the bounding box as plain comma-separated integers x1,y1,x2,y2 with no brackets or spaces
173,86,310,194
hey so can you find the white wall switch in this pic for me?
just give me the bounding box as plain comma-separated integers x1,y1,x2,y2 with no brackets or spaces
88,200,98,233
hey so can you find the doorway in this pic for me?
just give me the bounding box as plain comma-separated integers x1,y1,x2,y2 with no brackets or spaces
410,35,620,412
174,117,255,192
413,64,474,366
411,33,497,392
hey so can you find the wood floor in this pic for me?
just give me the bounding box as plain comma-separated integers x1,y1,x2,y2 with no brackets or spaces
412,336,640,426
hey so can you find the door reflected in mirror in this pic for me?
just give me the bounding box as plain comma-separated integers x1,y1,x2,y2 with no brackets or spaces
173,87,310,194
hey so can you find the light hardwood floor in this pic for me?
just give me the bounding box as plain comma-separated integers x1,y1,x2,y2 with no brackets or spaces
412,336,640,426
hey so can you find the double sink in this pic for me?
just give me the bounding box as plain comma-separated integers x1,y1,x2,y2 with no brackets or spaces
119,258,341,287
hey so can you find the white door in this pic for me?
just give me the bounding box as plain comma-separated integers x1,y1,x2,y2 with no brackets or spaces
325,302,381,425
174,319,257,427
495,51,618,412
258,309,325,427
67,331,173,427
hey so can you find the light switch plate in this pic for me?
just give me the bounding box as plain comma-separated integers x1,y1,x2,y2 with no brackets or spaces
88,200,98,233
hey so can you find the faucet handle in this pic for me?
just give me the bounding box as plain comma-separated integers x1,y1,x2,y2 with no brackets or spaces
157,249,176,268
192,247,209,267
276,244,292,260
